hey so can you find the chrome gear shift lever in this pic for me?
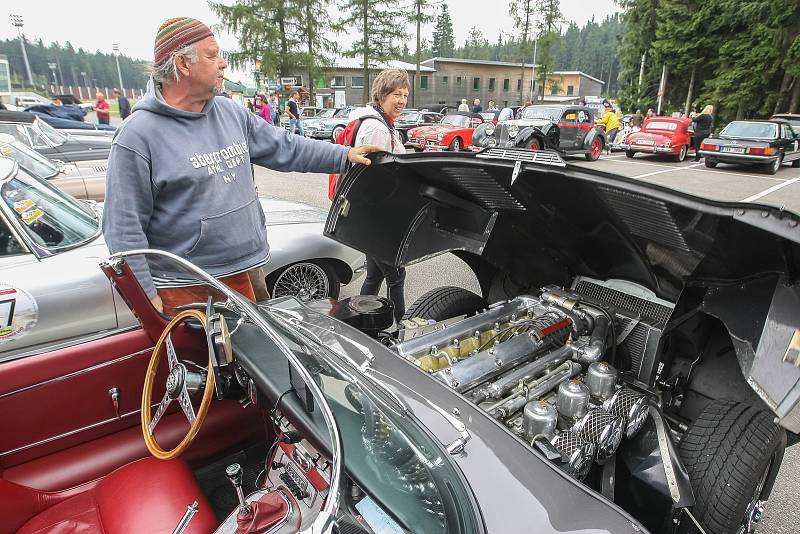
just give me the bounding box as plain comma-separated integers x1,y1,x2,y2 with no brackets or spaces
225,463,251,516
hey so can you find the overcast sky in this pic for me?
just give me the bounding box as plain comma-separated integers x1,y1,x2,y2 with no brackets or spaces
0,1,620,84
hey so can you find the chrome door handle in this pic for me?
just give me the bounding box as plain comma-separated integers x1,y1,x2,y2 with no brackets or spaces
108,387,121,419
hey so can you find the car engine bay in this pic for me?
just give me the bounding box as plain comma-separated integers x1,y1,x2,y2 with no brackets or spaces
389,277,672,484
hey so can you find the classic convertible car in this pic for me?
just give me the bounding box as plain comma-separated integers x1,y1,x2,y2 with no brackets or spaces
618,116,695,162
3,148,797,534
0,156,364,361
394,110,443,145
407,111,484,152
472,105,608,161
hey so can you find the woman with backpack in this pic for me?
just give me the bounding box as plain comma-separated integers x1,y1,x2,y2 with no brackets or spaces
351,69,409,323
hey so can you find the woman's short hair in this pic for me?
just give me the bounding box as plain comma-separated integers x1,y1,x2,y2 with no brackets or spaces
701,104,714,115
371,69,409,106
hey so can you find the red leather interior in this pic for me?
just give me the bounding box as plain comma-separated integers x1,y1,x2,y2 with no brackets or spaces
16,457,218,534
235,493,289,533
4,400,264,491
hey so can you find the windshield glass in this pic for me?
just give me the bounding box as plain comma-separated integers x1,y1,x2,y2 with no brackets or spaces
522,106,563,121
441,114,469,127
645,121,679,131
36,120,67,146
721,121,777,139
110,251,479,534
333,107,351,118
317,109,336,119
398,111,420,122
0,137,59,179
0,164,97,252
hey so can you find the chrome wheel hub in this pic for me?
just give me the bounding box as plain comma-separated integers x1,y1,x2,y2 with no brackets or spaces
273,262,329,302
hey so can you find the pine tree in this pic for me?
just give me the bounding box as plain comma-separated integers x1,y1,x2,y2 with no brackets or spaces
431,4,456,58
210,0,300,81
294,0,337,102
334,0,406,103
535,0,562,102
509,0,536,104
410,0,435,106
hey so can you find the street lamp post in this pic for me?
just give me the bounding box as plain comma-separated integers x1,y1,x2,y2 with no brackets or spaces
10,14,34,86
48,62,58,86
112,44,124,92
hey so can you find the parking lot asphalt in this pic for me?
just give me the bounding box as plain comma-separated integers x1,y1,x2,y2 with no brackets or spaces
253,148,799,532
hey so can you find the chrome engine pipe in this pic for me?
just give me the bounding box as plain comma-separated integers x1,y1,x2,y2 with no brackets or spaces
574,313,609,364
471,345,574,403
491,362,581,420
393,295,544,360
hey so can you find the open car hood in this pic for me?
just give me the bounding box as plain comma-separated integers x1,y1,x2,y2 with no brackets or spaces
325,149,800,432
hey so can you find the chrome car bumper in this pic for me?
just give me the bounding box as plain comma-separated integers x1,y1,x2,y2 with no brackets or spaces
408,139,447,151
698,151,778,163
617,144,675,153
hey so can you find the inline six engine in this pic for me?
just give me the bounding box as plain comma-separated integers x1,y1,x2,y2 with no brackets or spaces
392,290,651,480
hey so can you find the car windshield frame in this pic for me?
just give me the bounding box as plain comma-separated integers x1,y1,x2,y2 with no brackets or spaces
333,107,351,118
720,121,778,140
316,109,336,119
35,119,67,146
0,137,60,179
522,106,564,121
398,111,421,123
0,161,99,256
644,120,680,132
441,114,470,128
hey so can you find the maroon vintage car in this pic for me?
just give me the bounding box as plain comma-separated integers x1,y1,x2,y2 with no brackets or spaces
619,116,695,162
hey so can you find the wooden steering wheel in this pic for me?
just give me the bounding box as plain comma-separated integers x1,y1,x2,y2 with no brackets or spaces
141,309,216,460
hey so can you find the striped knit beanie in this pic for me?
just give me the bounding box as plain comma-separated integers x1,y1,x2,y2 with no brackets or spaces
154,17,214,66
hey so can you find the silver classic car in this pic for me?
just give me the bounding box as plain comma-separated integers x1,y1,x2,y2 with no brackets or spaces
0,156,364,361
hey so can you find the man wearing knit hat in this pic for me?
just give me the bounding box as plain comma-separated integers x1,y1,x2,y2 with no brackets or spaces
102,17,381,315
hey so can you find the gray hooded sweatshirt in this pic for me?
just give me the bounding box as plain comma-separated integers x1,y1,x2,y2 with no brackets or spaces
102,82,349,297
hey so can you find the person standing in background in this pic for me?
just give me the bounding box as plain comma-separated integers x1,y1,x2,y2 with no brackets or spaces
286,91,304,135
114,89,132,120
692,105,714,162
95,92,111,125
269,93,280,126
458,98,469,112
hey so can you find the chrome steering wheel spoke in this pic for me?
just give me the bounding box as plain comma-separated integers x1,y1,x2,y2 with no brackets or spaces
165,333,179,370
178,386,197,425
148,391,172,436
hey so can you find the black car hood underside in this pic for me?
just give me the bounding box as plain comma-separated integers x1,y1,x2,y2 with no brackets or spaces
325,150,800,304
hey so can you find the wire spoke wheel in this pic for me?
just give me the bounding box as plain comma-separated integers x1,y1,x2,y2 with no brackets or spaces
272,262,330,302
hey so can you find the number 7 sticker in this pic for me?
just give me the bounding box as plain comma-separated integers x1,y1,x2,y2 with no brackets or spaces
0,285,38,342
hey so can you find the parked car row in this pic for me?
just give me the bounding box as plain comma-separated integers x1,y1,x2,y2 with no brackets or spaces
618,114,800,174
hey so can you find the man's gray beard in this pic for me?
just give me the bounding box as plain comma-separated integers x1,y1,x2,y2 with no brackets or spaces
213,85,224,96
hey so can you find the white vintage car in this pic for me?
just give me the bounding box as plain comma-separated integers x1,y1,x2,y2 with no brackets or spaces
0,156,364,361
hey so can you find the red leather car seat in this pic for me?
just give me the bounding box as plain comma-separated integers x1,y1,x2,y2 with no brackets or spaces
16,457,218,534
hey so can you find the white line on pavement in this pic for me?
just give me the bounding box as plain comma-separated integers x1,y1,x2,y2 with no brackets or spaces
688,166,787,182
600,154,628,160
632,163,704,179
740,177,800,202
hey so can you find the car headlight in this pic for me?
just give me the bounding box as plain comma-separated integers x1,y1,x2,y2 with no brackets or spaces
487,138,497,147
507,125,519,139
486,126,495,136
437,133,444,141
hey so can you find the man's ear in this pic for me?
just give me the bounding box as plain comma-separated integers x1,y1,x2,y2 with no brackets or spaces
175,55,192,78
